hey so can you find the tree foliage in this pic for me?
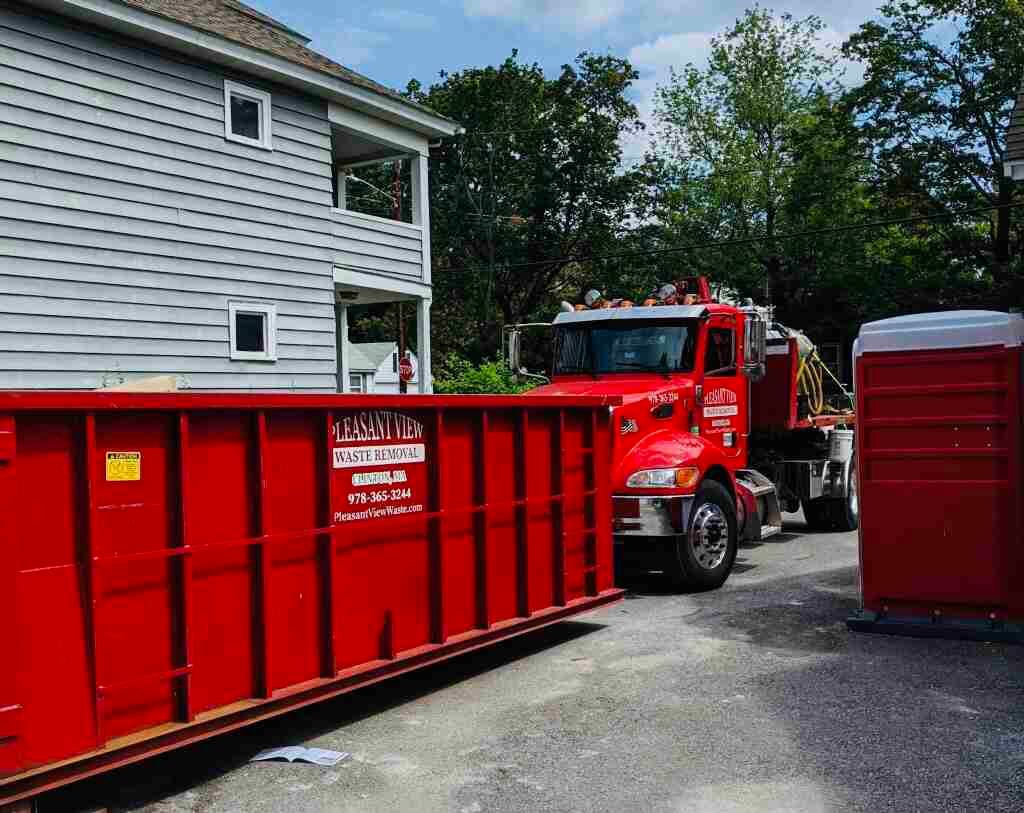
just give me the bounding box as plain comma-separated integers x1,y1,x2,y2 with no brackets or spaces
407,52,647,360
843,0,1024,303
649,8,874,330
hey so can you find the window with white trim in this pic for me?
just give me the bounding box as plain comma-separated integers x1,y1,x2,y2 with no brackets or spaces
348,373,366,393
224,80,273,150
229,302,277,361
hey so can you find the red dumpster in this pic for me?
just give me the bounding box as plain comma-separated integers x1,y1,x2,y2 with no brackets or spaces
0,392,623,805
848,310,1024,640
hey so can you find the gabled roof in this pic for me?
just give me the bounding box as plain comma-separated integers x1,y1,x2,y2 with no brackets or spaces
348,342,396,372
113,0,442,117
40,0,459,137
1008,89,1024,165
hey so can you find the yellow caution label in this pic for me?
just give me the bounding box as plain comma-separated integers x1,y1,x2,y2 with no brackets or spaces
105,451,141,481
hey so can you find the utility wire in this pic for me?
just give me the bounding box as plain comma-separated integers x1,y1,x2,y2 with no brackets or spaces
458,201,1024,273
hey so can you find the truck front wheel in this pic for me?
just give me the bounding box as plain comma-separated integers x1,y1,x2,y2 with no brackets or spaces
667,480,737,591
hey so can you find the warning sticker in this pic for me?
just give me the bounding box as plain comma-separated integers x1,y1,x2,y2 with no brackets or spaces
106,451,141,481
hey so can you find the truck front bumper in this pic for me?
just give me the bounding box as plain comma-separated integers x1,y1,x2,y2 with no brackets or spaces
612,495,694,540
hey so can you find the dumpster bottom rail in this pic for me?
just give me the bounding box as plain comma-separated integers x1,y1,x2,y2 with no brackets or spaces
1,588,623,806
847,609,1024,644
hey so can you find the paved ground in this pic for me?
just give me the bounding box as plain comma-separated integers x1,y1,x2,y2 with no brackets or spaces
47,516,1024,813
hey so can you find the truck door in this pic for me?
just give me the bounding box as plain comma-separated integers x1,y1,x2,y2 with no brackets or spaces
699,317,747,464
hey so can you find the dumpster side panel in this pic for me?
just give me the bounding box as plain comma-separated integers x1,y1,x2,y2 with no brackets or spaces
188,412,260,714
12,415,96,767
858,346,1018,617
0,394,623,805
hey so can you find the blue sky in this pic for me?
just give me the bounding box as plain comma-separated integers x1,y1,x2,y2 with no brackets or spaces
248,0,883,157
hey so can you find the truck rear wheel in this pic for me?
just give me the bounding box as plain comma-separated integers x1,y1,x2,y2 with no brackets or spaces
667,480,737,591
830,455,859,532
801,456,859,533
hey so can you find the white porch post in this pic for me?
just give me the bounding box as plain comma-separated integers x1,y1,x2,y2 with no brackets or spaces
416,297,432,393
409,154,432,285
335,301,351,393
335,168,347,210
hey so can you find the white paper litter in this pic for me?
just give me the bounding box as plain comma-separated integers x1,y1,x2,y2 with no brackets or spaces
251,746,351,767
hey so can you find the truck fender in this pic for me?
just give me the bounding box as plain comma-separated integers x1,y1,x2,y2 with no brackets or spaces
613,428,736,493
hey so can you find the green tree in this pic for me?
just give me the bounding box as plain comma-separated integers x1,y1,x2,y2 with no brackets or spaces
843,0,1024,300
651,8,852,303
408,51,647,361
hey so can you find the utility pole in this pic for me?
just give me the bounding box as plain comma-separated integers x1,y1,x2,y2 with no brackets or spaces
397,302,407,394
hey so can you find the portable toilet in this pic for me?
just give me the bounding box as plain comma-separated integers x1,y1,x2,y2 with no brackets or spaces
848,310,1024,641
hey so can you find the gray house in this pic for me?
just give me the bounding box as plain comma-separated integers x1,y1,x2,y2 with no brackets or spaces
0,0,458,390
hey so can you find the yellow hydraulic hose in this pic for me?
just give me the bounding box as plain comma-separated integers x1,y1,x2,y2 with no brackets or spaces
797,349,855,416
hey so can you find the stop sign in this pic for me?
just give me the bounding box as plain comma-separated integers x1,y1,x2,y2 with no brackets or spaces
398,355,414,383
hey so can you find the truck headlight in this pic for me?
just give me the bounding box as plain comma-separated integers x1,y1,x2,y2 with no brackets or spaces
626,467,700,489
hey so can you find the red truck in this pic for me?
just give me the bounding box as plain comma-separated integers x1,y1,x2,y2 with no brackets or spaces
507,276,858,591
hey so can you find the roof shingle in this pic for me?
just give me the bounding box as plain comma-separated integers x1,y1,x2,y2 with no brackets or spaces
111,0,449,123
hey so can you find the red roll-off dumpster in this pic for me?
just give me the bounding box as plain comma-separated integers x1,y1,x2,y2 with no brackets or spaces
0,392,623,805
848,310,1024,640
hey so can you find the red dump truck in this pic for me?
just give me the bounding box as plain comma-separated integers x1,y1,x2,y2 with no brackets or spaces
0,392,622,806
507,276,858,591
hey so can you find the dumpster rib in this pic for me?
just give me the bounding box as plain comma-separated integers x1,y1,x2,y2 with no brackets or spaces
177,413,196,722
516,410,529,617
553,409,567,607
255,410,273,699
82,413,104,749
475,411,490,630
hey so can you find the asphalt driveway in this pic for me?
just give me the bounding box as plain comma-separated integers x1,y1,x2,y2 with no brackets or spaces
46,517,1024,812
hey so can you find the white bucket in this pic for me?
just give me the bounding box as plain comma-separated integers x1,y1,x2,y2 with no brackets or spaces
829,429,855,463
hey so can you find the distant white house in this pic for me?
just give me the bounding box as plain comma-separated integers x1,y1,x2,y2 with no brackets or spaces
347,342,419,393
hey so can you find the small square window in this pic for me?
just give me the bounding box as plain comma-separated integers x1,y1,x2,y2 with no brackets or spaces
224,80,272,150
349,373,366,393
229,302,277,361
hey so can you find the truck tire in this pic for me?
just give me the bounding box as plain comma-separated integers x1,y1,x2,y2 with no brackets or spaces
801,498,835,531
802,457,859,533
667,480,737,591
830,455,859,532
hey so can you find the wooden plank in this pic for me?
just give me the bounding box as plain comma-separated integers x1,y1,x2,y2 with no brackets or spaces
0,122,330,205
0,93,330,182
0,218,330,277
0,353,336,375
0,255,334,305
0,142,332,220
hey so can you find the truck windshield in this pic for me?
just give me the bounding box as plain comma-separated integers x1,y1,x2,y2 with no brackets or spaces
553,320,698,375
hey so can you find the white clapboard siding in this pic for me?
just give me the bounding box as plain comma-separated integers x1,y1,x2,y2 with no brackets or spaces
331,210,425,280
0,3,339,391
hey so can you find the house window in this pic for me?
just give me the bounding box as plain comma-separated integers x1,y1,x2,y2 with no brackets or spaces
392,352,398,373
224,80,273,150
349,373,366,393
229,302,277,361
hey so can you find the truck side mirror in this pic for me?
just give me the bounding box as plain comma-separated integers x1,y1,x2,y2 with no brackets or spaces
741,309,767,382
506,328,522,373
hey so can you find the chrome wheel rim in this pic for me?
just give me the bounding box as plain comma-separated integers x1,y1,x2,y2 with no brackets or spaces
690,503,729,570
848,460,859,522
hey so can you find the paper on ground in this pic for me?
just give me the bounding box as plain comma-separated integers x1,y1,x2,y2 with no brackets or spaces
251,746,351,767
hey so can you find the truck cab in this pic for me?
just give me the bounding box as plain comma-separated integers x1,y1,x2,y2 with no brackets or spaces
523,298,782,590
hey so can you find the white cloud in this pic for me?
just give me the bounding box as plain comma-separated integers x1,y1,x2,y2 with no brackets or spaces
371,9,438,31
313,25,390,67
463,0,627,33
623,32,714,160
